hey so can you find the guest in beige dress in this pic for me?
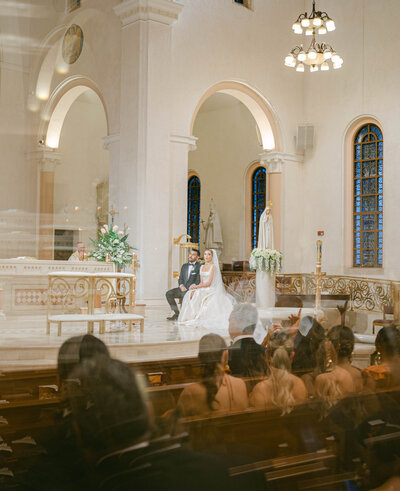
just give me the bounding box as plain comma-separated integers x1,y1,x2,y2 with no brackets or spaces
178,334,248,417
250,329,307,414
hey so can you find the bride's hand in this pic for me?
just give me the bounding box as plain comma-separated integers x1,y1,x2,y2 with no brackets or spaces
189,284,197,290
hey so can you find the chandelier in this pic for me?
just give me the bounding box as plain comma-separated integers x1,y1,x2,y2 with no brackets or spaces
284,0,343,72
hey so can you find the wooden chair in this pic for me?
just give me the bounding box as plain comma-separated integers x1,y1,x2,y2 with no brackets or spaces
372,305,394,334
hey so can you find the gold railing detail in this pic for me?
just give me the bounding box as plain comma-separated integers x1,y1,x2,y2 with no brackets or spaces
221,271,400,316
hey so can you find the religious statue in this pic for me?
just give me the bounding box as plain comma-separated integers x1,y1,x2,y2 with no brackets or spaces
255,201,276,310
257,203,274,250
202,200,223,257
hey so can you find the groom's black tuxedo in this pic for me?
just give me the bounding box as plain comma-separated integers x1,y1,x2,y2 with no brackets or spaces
166,261,201,315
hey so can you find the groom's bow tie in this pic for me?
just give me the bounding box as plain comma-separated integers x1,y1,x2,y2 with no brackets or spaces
188,262,196,266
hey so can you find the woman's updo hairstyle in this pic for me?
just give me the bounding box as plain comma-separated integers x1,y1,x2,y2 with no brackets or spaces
328,325,355,361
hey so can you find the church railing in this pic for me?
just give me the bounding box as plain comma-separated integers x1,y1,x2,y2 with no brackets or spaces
276,273,400,314
222,271,400,314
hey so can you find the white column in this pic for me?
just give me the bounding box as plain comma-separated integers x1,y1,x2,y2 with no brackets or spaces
260,151,303,269
168,134,197,289
103,134,120,213
114,0,184,299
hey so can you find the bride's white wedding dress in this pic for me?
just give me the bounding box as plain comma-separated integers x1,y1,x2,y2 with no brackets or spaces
178,250,234,334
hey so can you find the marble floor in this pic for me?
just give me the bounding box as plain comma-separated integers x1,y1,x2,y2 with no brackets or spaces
0,301,217,370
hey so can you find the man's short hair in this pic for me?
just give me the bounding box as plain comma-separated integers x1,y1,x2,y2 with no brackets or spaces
191,248,200,256
230,303,258,334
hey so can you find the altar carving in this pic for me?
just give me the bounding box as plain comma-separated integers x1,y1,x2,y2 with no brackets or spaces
0,259,113,316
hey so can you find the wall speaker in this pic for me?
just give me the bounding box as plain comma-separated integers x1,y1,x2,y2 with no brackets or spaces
297,125,314,151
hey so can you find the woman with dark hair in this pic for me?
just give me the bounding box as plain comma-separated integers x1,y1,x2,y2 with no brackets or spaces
363,325,400,391
250,329,307,414
178,333,248,416
292,316,325,374
328,325,362,392
58,334,110,384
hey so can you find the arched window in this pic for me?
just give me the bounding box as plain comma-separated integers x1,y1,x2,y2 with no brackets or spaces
251,166,266,249
353,123,383,267
187,175,201,245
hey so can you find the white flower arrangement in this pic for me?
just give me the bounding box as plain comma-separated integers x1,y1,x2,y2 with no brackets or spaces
250,248,283,275
89,223,135,269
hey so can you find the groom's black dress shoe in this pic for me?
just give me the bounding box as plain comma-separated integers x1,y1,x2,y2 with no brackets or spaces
167,313,179,321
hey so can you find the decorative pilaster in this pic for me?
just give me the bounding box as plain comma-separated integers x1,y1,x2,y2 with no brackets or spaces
30,149,61,260
260,151,303,173
114,0,184,27
102,134,120,215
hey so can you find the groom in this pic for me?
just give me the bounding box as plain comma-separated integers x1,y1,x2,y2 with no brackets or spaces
166,249,201,321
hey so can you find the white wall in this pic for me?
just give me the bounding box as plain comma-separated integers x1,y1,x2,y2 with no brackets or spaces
56,92,108,245
301,0,400,279
189,93,261,262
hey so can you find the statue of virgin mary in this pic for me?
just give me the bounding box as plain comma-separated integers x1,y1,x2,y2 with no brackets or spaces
257,204,274,250
256,202,275,309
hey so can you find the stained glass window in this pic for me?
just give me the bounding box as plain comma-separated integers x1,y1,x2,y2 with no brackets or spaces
187,176,201,245
353,123,383,267
251,166,266,249
234,0,252,8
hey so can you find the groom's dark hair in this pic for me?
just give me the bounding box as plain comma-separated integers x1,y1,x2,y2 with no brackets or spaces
191,249,200,256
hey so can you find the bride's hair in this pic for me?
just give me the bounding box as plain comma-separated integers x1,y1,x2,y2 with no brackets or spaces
204,249,213,256
198,334,227,410
268,329,296,415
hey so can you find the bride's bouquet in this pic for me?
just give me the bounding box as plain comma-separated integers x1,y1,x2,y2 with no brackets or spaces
250,248,282,275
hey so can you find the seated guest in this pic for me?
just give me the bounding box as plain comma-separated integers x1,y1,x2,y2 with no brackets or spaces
303,335,354,405
178,334,248,417
292,316,325,374
165,248,201,321
68,242,88,261
328,325,363,392
363,325,400,391
65,355,231,490
228,303,267,390
250,329,307,414
58,334,110,385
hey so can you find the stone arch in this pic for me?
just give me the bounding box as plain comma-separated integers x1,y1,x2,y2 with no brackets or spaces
190,81,282,151
42,77,109,148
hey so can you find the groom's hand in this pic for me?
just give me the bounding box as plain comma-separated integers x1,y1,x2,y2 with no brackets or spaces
189,284,197,290
180,285,187,292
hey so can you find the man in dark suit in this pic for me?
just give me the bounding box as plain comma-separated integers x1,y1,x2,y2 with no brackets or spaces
165,249,201,321
228,303,267,390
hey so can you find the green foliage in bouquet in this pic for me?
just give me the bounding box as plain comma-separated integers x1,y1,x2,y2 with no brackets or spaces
250,248,283,275
90,223,134,269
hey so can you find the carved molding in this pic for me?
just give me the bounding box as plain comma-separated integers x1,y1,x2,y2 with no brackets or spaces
103,133,120,150
114,0,184,27
260,151,303,173
28,149,62,172
170,134,198,151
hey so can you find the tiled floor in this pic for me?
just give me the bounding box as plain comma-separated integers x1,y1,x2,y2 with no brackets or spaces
0,301,217,370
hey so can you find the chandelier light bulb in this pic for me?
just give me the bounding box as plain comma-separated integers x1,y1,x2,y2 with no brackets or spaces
326,19,336,31
301,18,310,27
333,63,342,69
292,21,302,32
321,62,329,71
298,50,307,62
305,27,313,36
313,17,322,27
323,50,332,60
308,48,317,60
331,52,340,63
296,63,305,72
318,25,327,35
285,54,295,66
310,65,319,72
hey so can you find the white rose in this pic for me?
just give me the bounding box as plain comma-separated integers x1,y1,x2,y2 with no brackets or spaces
100,228,106,234
113,225,118,233
104,224,109,232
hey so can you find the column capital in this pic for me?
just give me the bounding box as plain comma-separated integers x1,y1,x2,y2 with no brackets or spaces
114,0,184,27
28,148,62,172
259,151,303,173
103,133,120,150
170,134,198,151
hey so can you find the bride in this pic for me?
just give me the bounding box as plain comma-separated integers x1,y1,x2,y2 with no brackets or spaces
178,249,234,334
